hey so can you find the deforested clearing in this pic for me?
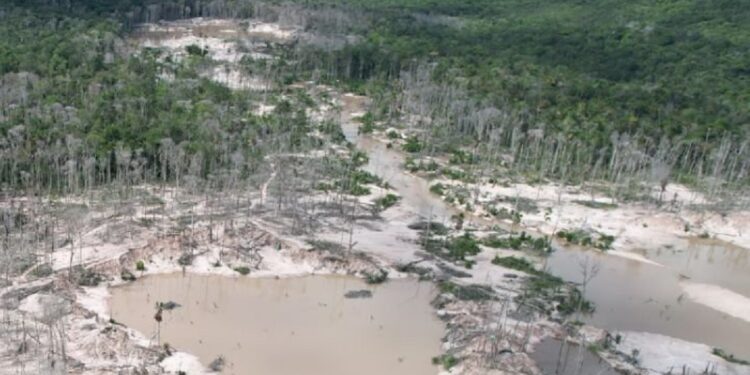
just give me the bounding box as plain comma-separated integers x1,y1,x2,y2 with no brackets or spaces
0,1,748,375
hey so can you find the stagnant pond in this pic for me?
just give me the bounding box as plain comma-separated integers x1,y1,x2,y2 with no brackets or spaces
110,274,444,375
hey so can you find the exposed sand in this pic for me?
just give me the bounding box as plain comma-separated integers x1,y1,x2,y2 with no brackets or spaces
435,179,750,256
681,282,750,324
615,332,748,375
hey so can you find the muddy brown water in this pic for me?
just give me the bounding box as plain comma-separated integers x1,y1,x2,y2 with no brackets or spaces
340,94,750,361
637,238,750,297
547,242,750,359
109,274,444,375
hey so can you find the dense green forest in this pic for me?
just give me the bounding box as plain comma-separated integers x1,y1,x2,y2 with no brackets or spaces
313,0,749,143
0,0,748,195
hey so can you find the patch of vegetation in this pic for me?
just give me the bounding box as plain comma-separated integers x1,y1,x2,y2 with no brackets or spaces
374,193,400,210
492,196,539,214
522,271,595,316
486,206,523,224
333,169,381,196
429,183,446,196
439,281,495,301
491,256,536,274
405,157,440,173
233,266,251,275
72,266,104,287
408,221,449,235
185,44,208,57
306,239,347,253
432,354,459,370
712,348,750,365
483,232,550,253
402,136,423,153
386,129,400,139
350,151,369,168
121,269,136,282
177,252,194,266
556,229,615,250
496,257,595,316
441,167,469,182
556,288,595,315
365,269,388,284
30,263,54,278
449,149,478,165
572,200,618,209
319,120,346,143
357,112,376,134
442,232,482,260
135,260,146,272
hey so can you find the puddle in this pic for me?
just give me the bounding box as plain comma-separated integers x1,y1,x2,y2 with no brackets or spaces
109,274,444,375
531,338,619,375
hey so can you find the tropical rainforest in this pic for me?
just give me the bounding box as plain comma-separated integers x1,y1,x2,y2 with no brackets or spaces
0,0,748,195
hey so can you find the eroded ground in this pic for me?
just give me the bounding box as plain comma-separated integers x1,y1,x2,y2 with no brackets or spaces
1,16,749,375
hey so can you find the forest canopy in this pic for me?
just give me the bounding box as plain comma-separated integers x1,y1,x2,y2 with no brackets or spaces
0,0,748,193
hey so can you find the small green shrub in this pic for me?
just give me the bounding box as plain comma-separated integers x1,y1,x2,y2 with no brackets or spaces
346,183,371,196
185,44,207,57
121,269,136,281
573,200,618,209
491,256,536,274
177,252,194,266
375,193,400,210
365,270,388,284
432,354,458,369
234,266,251,275
445,232,481,260
557,288,595,315
136,260,146,272
441,167,470,181
350,150,369,167
402,136,423,153
556,229,614,250
356,112,376,134
359,120,374,134
429,183,446,195
712,348,750,365
31,263,54,278
449,149,477,165
483,232,550,252
407,221,449,235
